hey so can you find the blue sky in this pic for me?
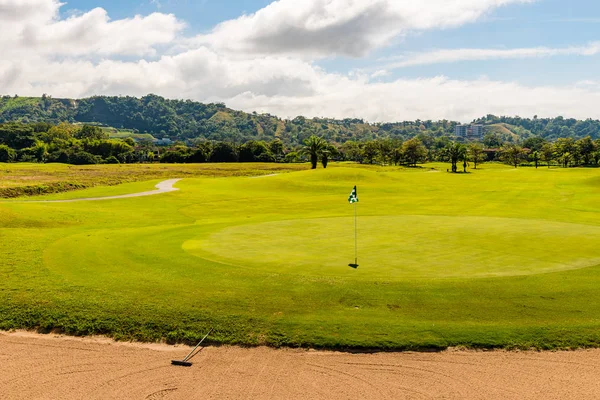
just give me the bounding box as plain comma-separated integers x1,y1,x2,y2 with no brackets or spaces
60,0,600,86
3,0,600,121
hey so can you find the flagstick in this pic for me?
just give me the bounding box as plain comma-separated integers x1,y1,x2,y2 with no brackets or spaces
354,200,358,266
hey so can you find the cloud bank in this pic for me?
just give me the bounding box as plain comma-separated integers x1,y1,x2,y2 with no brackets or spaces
1,0,599,122
380,42,600,69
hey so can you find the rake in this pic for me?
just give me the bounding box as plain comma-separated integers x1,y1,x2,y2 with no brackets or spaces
171,328,213,367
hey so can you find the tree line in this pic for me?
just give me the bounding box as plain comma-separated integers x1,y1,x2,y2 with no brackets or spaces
2,121,600,171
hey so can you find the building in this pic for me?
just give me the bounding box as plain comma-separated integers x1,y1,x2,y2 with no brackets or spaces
454,124,484,141
469,125,484,140
454,125,469,138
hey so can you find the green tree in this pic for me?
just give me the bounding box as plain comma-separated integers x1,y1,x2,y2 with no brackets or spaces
483,133,503,148
500,144,526,168
301,135,327,169
554,138,577,168
361,141,379,165
401,138,427,166
522,136,546,152
269,139,284,161
530,151,540,169
239,141,273,162
209,142,238,163
340,141,362,163
577,136,596,166
76,125,108,140
468,143,485,169
541,143,555,168
445,143,466,173
321,148,330,169
69,151,99,165
0,144,16,162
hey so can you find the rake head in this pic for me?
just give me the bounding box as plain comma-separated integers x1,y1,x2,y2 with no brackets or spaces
171,360,193,367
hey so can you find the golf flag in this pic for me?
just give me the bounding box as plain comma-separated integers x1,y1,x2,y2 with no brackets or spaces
348,186,358,204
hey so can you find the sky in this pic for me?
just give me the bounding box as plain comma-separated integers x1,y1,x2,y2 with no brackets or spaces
1,0,599,122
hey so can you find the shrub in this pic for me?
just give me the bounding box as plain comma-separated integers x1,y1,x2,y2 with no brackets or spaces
104,156,120,164
187,148,207,163
69,151,99,165
239,141,274,162
160,151,187,163
210,142,238,163
47,150,70,164
0,144,16,162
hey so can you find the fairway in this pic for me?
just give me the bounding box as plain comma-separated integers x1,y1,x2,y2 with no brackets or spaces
3,163,600,350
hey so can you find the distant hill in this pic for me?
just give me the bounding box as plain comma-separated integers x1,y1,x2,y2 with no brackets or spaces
1,94,600,145
485,123,532,143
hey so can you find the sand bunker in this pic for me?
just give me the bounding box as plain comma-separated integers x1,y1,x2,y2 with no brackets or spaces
2,331,600,399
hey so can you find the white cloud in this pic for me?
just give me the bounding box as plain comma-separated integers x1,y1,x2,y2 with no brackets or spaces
0,0,185,57
0,0,59,23
4,49,600,122
195,0,534,58
380,42,600,69
1,0,600,123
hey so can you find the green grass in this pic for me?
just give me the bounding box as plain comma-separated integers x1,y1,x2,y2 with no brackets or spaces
2,162,600,350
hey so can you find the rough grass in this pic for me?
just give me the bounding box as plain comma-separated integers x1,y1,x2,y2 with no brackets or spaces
0,163,307,198
3,163,600,350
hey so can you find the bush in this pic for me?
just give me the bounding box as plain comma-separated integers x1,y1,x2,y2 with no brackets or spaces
160,150,187,163
17,144,47,162
104,156,120,164
48,150,70,164
257,152,276,162
209,142,238,163
284,151,303,163
69,151,99,165
187,148,207,163
239,141,274,162
0,145,16,162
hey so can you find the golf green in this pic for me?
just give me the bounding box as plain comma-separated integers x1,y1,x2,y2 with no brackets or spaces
185,216,600,278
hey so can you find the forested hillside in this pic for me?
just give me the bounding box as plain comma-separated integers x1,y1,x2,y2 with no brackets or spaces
2,94,600,145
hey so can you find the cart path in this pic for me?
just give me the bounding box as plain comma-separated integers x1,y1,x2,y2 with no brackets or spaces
2,331,600,400
20,179,181,203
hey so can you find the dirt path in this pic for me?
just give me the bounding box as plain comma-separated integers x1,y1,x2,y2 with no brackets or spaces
21,179,181,203
2,332,600,399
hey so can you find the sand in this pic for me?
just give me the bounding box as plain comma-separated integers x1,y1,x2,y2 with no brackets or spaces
2,332,600,399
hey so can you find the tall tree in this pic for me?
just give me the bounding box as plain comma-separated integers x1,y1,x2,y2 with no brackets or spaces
500,144,526,168
530,151,540,169
577,136,596,166
468,143,485,169
541,143,555,168
401,138,427,167
445,143,466,173
554,138,577,168
301,135,327,169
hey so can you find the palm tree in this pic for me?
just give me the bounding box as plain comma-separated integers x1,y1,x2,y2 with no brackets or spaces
445,142,466,173
461,150,469,173
302,135,327,169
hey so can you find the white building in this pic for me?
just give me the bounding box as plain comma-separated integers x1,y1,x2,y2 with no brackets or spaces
455,124,484,140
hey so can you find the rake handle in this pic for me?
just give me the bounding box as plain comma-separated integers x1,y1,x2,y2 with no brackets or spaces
182,328,213,362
